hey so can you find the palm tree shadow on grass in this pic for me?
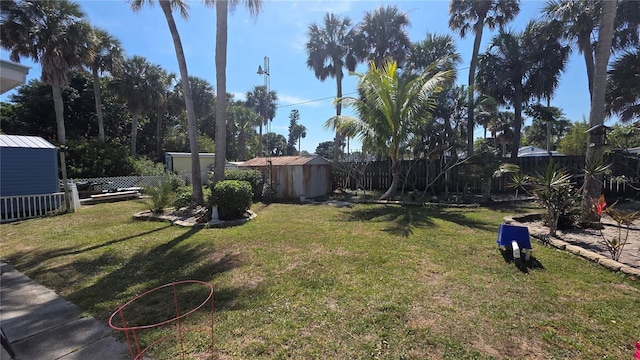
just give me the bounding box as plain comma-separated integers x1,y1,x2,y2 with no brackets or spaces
8,227,254,325
339,206,499,237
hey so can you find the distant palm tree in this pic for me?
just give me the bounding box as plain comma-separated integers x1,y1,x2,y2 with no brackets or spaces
406,33,462,75
87,27,124,143
114,55,165,156
448,0,520,157
476,21,568,159
305,12,357,161
245,85,278,156
355,5,411,68
326,60,452,200
205,0,262,185
606,46,640,123
129,0,204,204
227,103,260,161
1,0,92,210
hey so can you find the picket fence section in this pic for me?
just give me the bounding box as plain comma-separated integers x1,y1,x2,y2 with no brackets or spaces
0,192,67,223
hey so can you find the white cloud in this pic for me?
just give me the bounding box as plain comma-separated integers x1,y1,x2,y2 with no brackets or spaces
230,92,247,102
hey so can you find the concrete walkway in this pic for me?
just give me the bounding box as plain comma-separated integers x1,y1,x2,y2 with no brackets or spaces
0,262,129,360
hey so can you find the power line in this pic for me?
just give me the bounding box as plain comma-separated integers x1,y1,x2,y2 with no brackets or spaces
276,65,470,109
277,91,358,108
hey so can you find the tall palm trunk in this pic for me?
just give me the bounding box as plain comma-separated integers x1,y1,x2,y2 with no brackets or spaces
156,107,164,162
238,130,247,160
511,83,523,159
213,0,228,185
380,155,400,200
258,121,263,157
160,1,203,204
131,108,140,155
333,57,343,161
92,66,106,143
578,33,596,98
51,76,70,211
583,0,617,210
467,18,485,157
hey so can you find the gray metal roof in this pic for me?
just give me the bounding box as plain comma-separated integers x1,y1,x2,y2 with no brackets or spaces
0,135,56,149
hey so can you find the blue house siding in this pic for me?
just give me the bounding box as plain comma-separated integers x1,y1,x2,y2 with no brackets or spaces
1,135,60,220
1,147,59,196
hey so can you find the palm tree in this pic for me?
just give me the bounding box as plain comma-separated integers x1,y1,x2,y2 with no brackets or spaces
355,5,412,69
87,27,124,143
245,85,277,156
606,46,640,122
227,103,260,161
543,0,599,96
305,12,357,161
114,55,165,155
326,60,452,200
448,0,520,157
1,0,92,211
204,0,262,185
129,0,204,204
406,33,462,75
476,21,568,159
583,0,617,211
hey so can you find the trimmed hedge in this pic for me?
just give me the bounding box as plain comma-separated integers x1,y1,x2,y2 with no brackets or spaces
213,180,253,220
224,169,263,200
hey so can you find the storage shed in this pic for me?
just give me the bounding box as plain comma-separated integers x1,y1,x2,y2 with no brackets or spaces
241,155,331,200
1,135,61,221
165,152,216,182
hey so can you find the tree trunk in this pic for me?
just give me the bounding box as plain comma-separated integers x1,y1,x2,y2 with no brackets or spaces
238,130,246,161
156,107,164,162
160,1,203,204
333,58,343,162
583,0,617,211
258,121,263,157
380,155,400,200
131,108,140,155
510,83,523,160
467,18,485,157
214,0,229,186
51,76,70,211
578,33,596,98
92,66,105,143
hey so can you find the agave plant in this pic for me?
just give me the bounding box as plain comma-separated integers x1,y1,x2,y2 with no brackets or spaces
531,161,578,236
144,180,176,214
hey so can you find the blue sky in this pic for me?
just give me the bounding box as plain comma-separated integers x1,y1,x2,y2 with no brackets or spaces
2,0,597,153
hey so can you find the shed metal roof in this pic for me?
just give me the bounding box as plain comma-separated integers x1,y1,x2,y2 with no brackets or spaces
242,155,330,166
0,135,55,149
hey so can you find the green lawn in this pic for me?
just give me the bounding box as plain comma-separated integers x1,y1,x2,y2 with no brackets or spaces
1,200,639,359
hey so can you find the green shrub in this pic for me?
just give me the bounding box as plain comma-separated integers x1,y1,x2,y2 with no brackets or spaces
144,180,175,214
222,169,263,200
173,186,212,209
212,180,253,220
131,156,168,176
261,182,277,204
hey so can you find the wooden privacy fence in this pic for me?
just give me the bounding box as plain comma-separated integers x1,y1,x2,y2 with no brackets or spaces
333,153,640,197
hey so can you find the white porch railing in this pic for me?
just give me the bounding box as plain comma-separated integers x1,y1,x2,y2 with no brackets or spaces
0,192,67,223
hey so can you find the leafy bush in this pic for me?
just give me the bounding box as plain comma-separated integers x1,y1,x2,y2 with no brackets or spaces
131,156,168,176
261,182,278,204
224,169,263,200
144,180,175,214
66,138,134,178
212,180,252,220
173,185,211,209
